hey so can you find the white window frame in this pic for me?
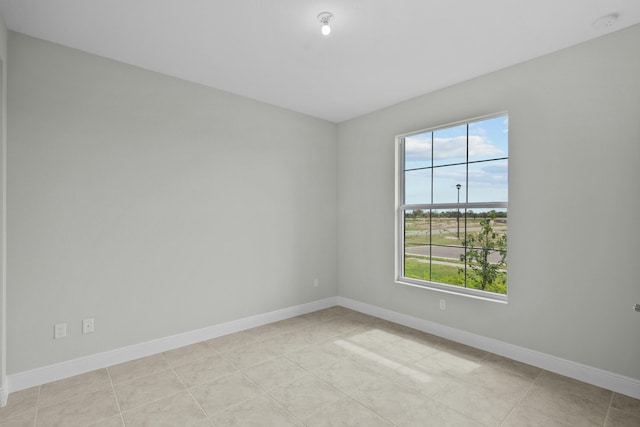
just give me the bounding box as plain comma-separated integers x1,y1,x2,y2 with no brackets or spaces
395,113,508,303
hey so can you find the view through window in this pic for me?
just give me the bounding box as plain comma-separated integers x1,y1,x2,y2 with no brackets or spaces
396,114,508,300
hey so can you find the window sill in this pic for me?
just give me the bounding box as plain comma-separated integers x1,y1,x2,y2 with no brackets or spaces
395,278,508,304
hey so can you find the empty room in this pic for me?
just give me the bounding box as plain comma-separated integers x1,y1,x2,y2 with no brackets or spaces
0,1,638,426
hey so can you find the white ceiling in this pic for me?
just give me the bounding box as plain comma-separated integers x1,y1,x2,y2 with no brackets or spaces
0,1,639,123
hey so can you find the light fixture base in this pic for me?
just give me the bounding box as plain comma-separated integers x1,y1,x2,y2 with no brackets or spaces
592,13,619,29
317,12,333,24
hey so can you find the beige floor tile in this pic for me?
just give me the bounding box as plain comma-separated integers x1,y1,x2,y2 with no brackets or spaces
412,349,483,379
162,342,217,368
113,369,185,412
190,371,263,416
382,325,445,347
242,357,308,391
122,391,211,427
262,330,317,354
606,407,640,427
209,395,302,427
88,415,125,426
312,358,379,394
435,340,488,361
340,328,401,350
383,363,453,399
284,339,352,371
348,375,427,424
431,376,519,426
354,336,430,366
611,393,640,418
297,324,344,344
535,371,612,407
451,363,536,397
241,323,288,341
303,396,392,427
0,387,39,421
206,330,260,352
516,384,608,427
108,353,170,384
269,374,344,419
219,341,282,369
38,369,111,408
395,398,485,427
269,316,314,334
173,353,237,388
0,411,36,427
501,404,575,427
36,388,119,427
321,317,367,334
481,353,542,380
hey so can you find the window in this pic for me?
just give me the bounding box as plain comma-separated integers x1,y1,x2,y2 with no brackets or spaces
396,114,508,301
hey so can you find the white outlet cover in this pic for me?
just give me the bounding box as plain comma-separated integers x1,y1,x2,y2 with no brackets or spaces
54,323,67,339
82,318,95,334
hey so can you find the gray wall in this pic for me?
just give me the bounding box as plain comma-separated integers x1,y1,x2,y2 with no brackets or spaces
337,24,640,380
7,33,338,373
5,23,640,382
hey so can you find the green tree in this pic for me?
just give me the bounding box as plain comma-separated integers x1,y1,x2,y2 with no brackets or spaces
459,211,507,291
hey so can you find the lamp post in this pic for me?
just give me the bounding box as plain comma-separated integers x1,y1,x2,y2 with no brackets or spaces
456,184,461,239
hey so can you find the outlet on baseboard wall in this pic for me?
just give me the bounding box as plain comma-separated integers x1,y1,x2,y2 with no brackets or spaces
439,299,446,310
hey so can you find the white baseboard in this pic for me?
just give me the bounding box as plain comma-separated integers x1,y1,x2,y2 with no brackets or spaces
7,295,639,401
7,297,337,393
337,296,640,400
0,381,7,407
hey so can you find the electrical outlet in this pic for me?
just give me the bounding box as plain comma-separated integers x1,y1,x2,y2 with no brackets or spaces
82,318,95,334
439,299,446,310
54,323,67,339
313,278,320,287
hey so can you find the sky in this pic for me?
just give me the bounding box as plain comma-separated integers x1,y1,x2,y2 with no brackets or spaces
403,115,508,206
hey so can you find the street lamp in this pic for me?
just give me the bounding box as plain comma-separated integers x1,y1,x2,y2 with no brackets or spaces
456,184,462,239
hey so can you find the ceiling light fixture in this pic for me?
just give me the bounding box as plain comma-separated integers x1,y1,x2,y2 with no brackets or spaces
318,12,333,36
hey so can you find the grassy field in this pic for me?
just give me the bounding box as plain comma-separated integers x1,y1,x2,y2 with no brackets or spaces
404,257,507,294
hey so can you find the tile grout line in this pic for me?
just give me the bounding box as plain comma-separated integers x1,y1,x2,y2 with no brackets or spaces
239,369,307,426
32,384,41,427
496,365,544,427
602,391,615,427
105,366,126,427
304,352,399,426
164,351,216,426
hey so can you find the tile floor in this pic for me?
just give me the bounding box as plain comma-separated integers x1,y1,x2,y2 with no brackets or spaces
0,306,638,426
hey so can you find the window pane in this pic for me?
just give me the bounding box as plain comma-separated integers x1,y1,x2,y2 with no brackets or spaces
404,169,431,204
404,132,431,170
461,209,507,294
462,249,507,294
432,164,466,204
404,209,431,281
433,124,467,166
467,160,508,202
429,209,465,286
468,115,508,162
430,209,464,246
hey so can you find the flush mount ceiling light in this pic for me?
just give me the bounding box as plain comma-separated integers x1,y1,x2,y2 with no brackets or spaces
318,12,333,35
